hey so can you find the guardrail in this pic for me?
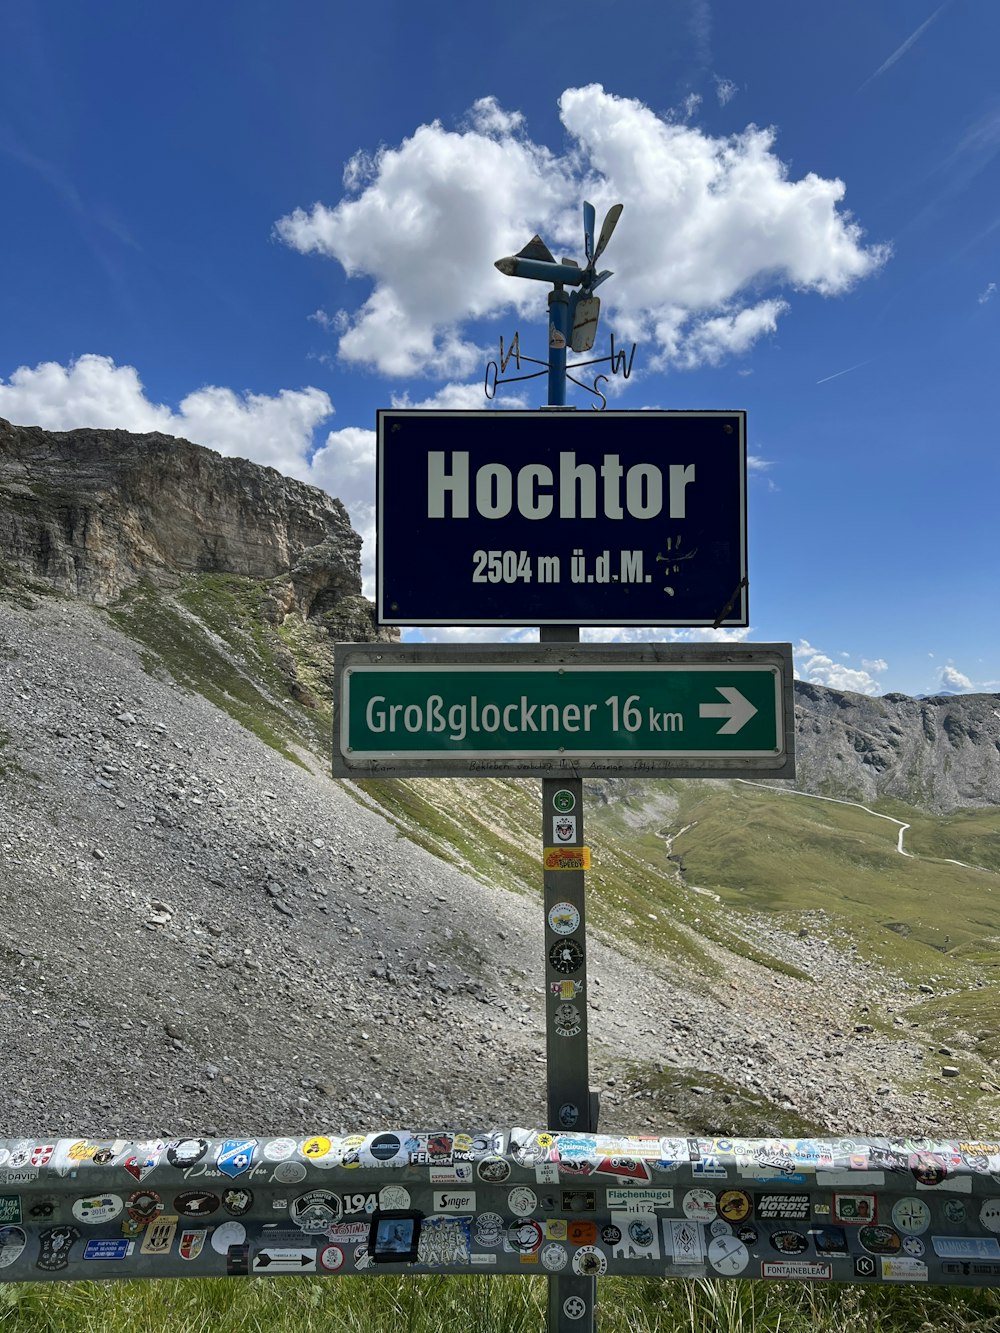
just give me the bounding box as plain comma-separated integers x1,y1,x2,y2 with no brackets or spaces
2,1128,999,1285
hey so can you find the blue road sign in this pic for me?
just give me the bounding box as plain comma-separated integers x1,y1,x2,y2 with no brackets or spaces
376,410,747,627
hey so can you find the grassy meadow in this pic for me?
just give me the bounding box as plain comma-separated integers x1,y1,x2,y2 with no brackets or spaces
3,1273,1000,1333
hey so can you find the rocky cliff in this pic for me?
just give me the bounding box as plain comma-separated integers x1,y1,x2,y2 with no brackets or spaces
789,681,1000,812
0,416,385,641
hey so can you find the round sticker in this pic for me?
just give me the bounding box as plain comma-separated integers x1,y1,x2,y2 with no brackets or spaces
476,1212,505,1246
709,1219,732,1238
558,1103,579,1129
628,1218,654,1248
891,1198,931,1235
167,1140,208,1169
572,1245,607,1276
541,1242,568,1270
563,1295,587,1321
909,1152,946,1186
319,1244,345,1272
903,1236,925,1257
477,1156,511,1184
553,790,576,814
507,1220,543,1253
262,1138,297,1163
601,1224,622,1245
290,1189,343,1232
944,1198,967,1224
210,1220,246,1254
770,1230,809,1254
126,1191,162,1223
717,1189,752,1223
549,938,585,975
71,1195,123,1226
300,1135,334,1162
708,1234,749,1275
859,1225,902,1255
222,1188,253,1217
682,1188,717,1222
980,1199,1000,1233
508,1186,538,1217
367,1133,402,1162
173,1191,220,1219
548,902,580,936
273,1161,307,1185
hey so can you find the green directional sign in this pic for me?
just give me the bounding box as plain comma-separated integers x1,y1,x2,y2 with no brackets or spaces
332,644,794,780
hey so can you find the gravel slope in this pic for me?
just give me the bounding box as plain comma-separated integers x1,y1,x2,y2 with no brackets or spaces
0,593,965,1141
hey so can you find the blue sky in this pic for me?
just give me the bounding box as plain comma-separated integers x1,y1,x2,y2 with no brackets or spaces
1,0,997,698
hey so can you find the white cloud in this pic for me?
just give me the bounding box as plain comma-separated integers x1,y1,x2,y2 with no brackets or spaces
464,95,525,137
940,664,974,691
276,85,887,378
0,354,333,478
978,281,997,304
390,382,527,411
861,658,888,673
715,77,738,106
793,639,884,695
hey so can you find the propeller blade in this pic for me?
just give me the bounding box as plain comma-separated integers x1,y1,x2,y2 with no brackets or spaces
583,201,596,261
593,204,623,262
589,269,613,291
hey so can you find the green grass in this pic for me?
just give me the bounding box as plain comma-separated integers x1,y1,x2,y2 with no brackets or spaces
106,578,323,768
2,1273,1000,1333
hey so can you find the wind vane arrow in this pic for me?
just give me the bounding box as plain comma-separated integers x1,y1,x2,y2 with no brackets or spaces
699,687,757,735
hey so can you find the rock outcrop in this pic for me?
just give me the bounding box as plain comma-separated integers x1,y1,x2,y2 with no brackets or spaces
0,417,382,634
789,681,1000,812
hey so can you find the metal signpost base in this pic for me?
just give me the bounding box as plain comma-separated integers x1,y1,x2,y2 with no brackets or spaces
541,631,597,1333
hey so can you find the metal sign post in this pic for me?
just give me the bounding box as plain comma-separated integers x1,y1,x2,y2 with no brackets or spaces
494,201,630,1333
540,624,597,1332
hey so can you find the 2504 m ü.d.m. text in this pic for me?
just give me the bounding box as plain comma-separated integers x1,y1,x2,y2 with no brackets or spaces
376,409,747,627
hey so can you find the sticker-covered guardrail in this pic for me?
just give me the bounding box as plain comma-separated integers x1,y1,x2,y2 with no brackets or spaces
3,1128,1000,1285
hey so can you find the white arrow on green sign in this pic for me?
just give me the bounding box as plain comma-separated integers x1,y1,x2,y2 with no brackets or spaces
332,643,794,780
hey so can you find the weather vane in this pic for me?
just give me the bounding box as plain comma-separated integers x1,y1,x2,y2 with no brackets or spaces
486,201,637,409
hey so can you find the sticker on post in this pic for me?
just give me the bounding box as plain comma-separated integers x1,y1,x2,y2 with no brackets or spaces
666,1218,704,1264
545,847,591,871
553,1003,582,1037
547,902,580,935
